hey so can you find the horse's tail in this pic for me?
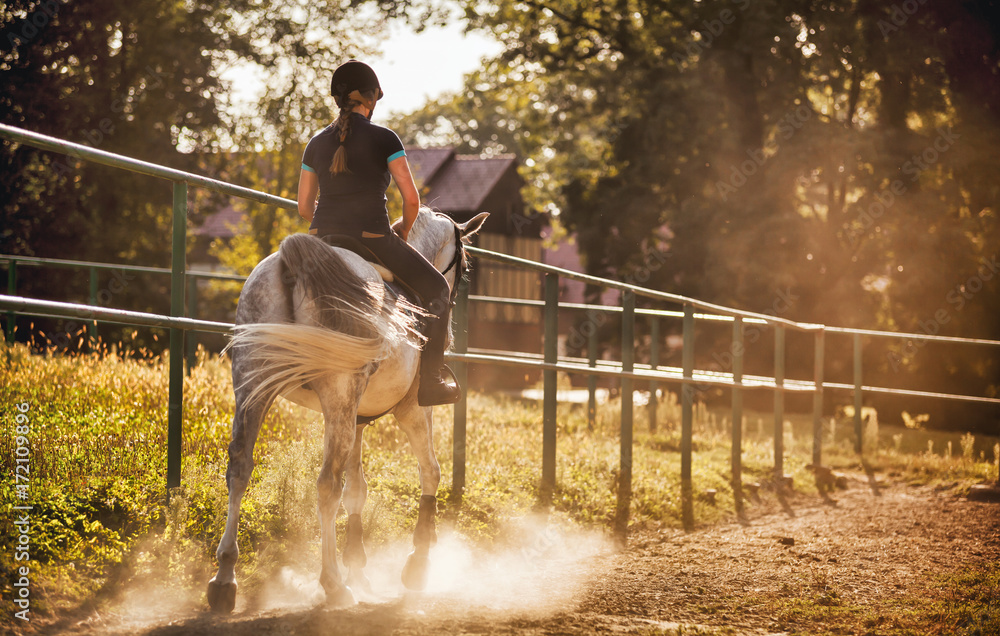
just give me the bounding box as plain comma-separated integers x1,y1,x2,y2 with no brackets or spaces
228,233,423,408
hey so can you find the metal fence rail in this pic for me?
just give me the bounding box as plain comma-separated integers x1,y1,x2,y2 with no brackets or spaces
453,250,1000,535
1,122,293,491
1,254,247,362
3,122,999,543
457,347,1000,404
0,295,232,333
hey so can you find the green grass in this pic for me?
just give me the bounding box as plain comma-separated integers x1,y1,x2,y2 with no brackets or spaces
714,562,1000,635
1,343,998,628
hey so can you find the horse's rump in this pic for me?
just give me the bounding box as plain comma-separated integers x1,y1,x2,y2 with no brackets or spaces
279,233,384,337
228,233,424,409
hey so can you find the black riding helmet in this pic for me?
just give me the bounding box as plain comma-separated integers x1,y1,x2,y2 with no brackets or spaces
330,60,384,107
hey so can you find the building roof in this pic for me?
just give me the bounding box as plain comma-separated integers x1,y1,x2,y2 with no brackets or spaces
407,147,518,214
406,147,455,184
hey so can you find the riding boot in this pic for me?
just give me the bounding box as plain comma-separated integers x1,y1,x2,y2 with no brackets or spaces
417,314,461,406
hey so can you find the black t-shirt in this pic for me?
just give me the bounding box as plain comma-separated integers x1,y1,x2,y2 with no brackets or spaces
301,113,406,234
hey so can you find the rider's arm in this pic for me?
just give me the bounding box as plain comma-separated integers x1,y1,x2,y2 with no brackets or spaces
388,156,420,242
297,167,319,224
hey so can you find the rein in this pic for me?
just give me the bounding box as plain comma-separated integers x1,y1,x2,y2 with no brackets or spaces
440,223,465,305
441,223,463,278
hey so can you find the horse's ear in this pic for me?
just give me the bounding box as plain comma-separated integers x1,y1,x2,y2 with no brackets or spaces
460,212,489,240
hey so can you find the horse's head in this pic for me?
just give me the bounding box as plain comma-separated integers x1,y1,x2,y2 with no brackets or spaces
404,208,489,290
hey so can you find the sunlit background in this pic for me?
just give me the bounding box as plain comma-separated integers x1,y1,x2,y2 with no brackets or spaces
3,0,998,432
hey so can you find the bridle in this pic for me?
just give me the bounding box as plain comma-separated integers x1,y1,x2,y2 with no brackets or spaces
437,217,466,305
441,223,464,278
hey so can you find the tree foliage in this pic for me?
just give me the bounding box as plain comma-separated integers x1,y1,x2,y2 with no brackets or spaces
393,0,1000,426
1,0,383,330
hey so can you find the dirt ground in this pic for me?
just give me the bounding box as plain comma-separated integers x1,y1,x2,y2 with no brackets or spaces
28,475,1000,636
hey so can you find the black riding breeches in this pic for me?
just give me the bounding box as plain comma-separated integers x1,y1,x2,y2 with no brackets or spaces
320,230,452,323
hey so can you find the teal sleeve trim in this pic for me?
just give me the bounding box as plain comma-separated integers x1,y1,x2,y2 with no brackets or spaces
387,149,406,163
301,162,316,173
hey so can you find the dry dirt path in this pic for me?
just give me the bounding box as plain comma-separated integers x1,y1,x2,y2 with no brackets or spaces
33,476,1000,635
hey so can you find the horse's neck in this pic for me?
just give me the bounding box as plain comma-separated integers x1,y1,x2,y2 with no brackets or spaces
409,219,447,263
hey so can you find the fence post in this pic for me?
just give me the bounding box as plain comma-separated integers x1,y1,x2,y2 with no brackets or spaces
853,333,863,454
648,316,660,433
88,267,98,350
587,327,597,431
681,303,694,531
541,273,559,504
186,275,198,374
452,277,469,503
167,181,187,492
615,290,635,544
5,261,15,343
774,326,785,487
732,316,744,518
813,329,825,466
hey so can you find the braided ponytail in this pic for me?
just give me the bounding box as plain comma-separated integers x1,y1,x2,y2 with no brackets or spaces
330,104,354,175
329,88,378,176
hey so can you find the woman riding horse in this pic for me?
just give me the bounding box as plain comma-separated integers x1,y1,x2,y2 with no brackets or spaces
296,60,460,407
206,61,487,613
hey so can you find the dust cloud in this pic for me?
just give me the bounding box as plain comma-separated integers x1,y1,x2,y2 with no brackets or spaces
258,514,614,618
52,516,611,634
110,582,203,627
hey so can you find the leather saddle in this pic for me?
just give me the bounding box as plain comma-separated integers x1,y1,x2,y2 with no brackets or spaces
321,234,397,284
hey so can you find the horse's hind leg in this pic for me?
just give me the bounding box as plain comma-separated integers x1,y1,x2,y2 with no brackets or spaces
315,374,366,607
393,395,441,591
342,424,372,593
207,383,270,613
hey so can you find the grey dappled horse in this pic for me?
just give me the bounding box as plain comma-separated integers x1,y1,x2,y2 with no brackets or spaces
206,210,488,612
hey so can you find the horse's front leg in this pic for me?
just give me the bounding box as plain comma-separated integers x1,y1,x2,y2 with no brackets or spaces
207,390,269,613
342,424,372,594
393,394,441,591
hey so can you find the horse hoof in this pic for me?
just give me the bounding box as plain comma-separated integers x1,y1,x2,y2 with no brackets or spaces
401,551,429,591
207,578,237,614
324,584,357,608
347,570,373,596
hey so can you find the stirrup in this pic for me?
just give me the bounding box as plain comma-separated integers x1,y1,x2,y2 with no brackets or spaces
418,365,461,406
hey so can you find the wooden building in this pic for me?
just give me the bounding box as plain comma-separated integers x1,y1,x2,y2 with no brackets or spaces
406,148,545,390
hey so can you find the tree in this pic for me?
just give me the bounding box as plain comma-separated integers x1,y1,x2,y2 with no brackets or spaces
1,0,385,343
390,0,999,427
